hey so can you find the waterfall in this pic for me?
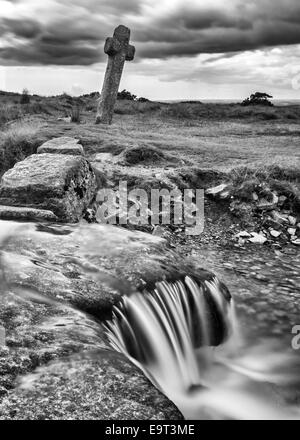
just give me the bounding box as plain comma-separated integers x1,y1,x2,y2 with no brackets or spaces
103,275,235,417
103,275,300,420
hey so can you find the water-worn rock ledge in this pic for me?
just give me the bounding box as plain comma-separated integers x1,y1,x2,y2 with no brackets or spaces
0,221,184,420
0,352,181,420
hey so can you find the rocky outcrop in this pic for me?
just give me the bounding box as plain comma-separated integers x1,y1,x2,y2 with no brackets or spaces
0,352,182,420
0,154,97,222
0,221,185,419
0,288,106,398
0,284,181,420
1,221,216,318
37,137,84,156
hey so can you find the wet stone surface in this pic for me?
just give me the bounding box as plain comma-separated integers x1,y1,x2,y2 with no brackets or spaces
0,221,185,419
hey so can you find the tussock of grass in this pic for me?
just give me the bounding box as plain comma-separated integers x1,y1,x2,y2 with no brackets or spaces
123,145,167,165
171,167,225,189
0,121,43,174
0,104,23,125
229,164,300,213
229,164,300,185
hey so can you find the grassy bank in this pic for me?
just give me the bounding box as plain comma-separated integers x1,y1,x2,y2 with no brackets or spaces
0,90,299,190
0,122,45,175
1,90,300,125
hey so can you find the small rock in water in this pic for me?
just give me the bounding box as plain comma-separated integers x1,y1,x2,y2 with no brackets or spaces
206,184,229,198
235,231,251,238
271,211,289,224
288,228,297,236
270,230,281,238
249,232,267,244
288,216,297,226
252,192,259,201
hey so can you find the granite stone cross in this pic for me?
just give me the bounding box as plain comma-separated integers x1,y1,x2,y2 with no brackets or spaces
96,25,135,125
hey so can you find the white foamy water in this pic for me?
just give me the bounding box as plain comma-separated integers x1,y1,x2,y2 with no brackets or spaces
104,277,300,420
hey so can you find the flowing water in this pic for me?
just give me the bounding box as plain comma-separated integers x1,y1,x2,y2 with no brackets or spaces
1,220,300,419
104,273,300,419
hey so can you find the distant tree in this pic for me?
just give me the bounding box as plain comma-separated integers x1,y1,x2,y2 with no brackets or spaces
137,97,149,103
20,88,30,104
242,92,274,107
90,91,100,98
117,89,137,101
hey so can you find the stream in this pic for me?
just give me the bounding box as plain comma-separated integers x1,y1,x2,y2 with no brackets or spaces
0,220,300,420
190,244,300,345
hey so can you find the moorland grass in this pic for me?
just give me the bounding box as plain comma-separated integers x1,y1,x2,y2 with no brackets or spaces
0,92,299,201
0,121,43,174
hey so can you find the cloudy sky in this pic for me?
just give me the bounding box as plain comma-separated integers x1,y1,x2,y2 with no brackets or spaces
1,0,300,99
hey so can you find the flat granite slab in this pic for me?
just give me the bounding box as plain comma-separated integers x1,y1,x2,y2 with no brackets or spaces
0,153,97,222
0,205,58,222
37,137,84,156
39,137,80,147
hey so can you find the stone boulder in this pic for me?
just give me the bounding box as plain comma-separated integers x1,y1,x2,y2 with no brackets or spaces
0,222,172,319
37,137,84,156
0,352,182,420
0,288,107,398
0,220,184,419
0,154,97,222
1,221,218,320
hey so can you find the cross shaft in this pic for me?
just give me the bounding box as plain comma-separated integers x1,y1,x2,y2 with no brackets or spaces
96,25,135,125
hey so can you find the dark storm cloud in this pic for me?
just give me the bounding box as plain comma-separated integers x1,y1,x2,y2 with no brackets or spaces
134,1,300,59
137,22,300,59
175,8,253,31
0,18,41,39
1,0,300,66
0,44,101,66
